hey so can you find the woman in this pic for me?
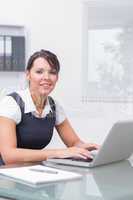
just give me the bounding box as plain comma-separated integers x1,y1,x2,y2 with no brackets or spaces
0,49,98,165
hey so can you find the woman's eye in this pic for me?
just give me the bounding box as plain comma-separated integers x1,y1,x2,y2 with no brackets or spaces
50,70,57,75
35,70,57,75
36,70,43,74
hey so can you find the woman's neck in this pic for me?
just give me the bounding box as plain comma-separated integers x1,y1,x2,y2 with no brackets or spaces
30,90,47,111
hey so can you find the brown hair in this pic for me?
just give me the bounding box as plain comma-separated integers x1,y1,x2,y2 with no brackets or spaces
26,49,60,73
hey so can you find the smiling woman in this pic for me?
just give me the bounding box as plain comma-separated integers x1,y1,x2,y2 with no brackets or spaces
26,51,59,116
0,49,99,165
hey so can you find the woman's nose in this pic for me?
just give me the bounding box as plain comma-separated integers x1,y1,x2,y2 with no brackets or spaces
43,71,50,79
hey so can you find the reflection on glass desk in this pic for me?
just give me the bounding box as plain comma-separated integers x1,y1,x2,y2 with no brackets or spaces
86,159,133,200
0,158,133,200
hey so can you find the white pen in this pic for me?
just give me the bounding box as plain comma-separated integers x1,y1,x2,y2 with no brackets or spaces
29,168,58,174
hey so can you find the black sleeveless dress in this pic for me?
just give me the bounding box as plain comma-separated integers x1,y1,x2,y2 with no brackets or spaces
0,92,56,165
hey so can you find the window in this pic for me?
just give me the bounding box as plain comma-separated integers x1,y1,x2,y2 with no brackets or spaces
0,25,25,71
82,1,133,102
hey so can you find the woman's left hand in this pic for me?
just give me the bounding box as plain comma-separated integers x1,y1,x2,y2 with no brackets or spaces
76,142,100,151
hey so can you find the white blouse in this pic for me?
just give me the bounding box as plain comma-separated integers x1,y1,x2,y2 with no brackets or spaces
0,88,66,125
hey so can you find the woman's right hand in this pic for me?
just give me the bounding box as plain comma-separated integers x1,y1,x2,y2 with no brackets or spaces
53,147,93,160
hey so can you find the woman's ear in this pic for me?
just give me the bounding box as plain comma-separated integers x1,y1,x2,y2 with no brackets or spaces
56,74,59,81
26,70,30,81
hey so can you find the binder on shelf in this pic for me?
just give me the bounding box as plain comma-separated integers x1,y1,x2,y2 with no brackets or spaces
5,36,12,71
0,36,4,70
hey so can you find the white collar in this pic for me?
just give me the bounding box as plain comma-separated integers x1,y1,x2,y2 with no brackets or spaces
17,88,52,115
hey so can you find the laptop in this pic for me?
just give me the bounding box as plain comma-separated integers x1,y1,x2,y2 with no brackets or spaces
44,120,133,168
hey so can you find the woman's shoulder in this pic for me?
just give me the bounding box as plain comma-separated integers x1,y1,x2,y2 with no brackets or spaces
49,97,66,125
48,96,64,109
0,94,16,105
0,94,22,124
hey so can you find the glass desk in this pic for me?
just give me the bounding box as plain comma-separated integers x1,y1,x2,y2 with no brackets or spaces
0,158,133,200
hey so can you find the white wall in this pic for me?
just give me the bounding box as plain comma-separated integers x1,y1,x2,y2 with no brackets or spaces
0,0,132,147
0,0,82,101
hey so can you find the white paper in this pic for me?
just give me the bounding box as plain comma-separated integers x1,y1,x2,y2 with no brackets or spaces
0,165,82,186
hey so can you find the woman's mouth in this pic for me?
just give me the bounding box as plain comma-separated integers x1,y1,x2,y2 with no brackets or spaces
40,83,52,88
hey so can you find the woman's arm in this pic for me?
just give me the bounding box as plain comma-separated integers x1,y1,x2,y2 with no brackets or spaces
0,117,48,164
56,118,99,150
56,118,82,147
0,117,92,164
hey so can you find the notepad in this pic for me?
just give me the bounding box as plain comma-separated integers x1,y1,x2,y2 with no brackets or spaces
0,165,82,186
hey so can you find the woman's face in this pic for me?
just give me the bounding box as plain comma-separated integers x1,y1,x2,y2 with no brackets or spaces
26,57,58,97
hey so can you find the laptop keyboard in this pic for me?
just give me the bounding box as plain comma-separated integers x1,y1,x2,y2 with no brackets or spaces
66,157,93,162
